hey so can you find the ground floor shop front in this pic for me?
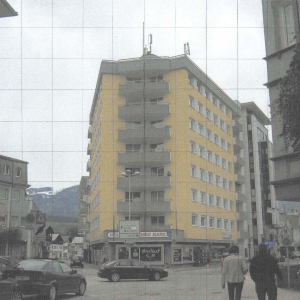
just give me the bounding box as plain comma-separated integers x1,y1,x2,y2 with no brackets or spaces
90,230,232,266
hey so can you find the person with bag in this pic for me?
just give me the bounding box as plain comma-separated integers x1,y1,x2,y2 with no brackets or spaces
221,245,248,300
250,243,283,300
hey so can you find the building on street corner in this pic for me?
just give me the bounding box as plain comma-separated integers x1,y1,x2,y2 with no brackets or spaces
87,50,245,265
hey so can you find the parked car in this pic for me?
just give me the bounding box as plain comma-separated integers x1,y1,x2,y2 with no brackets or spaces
0,278,22,300
3,259,86,300
0,256,12,280
98,259,168,282
70,256,84,268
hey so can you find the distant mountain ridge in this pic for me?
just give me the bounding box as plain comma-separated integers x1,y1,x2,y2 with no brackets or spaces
27,185,79,218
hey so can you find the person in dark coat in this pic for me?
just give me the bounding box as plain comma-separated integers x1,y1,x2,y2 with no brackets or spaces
250,243,283,300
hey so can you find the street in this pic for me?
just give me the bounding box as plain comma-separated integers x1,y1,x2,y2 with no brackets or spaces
23,263,300,300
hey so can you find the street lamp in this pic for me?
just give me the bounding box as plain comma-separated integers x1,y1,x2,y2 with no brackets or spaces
121,169,140,221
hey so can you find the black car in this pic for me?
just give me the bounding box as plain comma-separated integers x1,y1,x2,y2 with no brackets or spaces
98,259,168,282
0,278,22,300
0,256,12,280
70,256,84,268
3,259,86,300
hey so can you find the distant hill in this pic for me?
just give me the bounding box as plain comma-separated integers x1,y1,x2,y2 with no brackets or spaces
27,185,79,218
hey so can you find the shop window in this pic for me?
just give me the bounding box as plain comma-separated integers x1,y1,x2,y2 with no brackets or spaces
118,248,129,259
183,246,193,262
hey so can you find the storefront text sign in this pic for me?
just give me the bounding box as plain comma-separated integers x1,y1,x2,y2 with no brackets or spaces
108,231,169,238
140,247,161,261
222,232,233,240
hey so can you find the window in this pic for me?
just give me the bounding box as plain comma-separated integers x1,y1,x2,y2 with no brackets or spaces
52,261,63,273
151,191,164,201
151,166,164,176
213,114,219,125
16,167,22,177
60,262,72,273
206,109,211,120
224,219,229,230
207,151,212,162
200,216,206,227
125,216,141,220
192,214,198,226
188,74,193,85
213,96,218,107
229,201,233,210
126,98,141,105
150,75,163,82
200,192,206,203
226,107,231,116
222,158,227,169
0,188,8,199
189,118,196,130
150,97,163,104
150,143,164,151
209,194,214,206
283,4,296,46
228,162,232,172
151,216,165,225
125,192,141,201
199,146,204,157
127,77,141,83
230,220,234,230
209,217,214,228
197,102,203,114
190,141,196,154
223,198,228,209
189,96,194,107
217,219,222,229
126,121,140,129
191,165,197,178
226,124,230,134
200,168,206,181
3,165,10,176
12,190,20,201
216,197,221,207
198,123,204,136
227,143,231,153
207,130,212,141
220,102,226,113
216,176,220,186
214,134,219,145
125,167,141,174
229,181,233,192
126,144,141,152
223,179,227,190
191,189,197,202
208,172,214,184
220,120,224,130
215,155,220,166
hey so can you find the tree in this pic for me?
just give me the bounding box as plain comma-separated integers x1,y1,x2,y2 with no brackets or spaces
273,42,300,147
66,225,78,240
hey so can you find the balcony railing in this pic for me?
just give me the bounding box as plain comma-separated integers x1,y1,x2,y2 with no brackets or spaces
118,126,171,144
117,174,171,191
236,192,247,203
118,102,170,121
119,80,170,99
233,137,243,151
117,199,172,214
235,173,245,185
232,119,243,133
234,155,244,167
118,150,171,166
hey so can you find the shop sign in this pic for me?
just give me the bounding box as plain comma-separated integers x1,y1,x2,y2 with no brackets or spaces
140,232,168,238
173,249,182,262
108,232,120,238
140,247,161,261
222,232,233,240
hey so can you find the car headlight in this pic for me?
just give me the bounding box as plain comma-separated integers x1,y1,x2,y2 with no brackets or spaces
163,269,167,272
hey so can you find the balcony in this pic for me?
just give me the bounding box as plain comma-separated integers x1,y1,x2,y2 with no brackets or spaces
237,211,247,221
118,150,171,166
86,160,91,172
118,102,170,122
87,143,91,155
117,199,172,214
236,192,247,203
235,173,245,185
117,175,171,191
118,126,171,144
233,137,243,151
234,155,244,167
79,206,88,216
232,119,243,133
237,231,248,240
83,195,89,203
88,126,92,139
119,80,170,99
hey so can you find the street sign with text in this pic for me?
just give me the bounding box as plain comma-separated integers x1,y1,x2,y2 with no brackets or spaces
119,220,139,239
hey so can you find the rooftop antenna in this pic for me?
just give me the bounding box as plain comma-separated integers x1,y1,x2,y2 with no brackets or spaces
184,42,190,55
148,34,153,54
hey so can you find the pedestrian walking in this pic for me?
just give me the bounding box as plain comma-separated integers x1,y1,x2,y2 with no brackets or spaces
221,245,248,300
250,243,283,300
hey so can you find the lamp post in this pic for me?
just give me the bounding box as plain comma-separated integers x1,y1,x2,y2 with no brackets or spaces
121,170,140,221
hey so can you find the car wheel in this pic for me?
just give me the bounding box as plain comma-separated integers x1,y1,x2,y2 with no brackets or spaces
46,284,57,300
110,273,120,282
10,291,22,300
153,272,161,281
76,281,86,296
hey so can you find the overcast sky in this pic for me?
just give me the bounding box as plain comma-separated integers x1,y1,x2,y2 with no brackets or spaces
0,0,270,190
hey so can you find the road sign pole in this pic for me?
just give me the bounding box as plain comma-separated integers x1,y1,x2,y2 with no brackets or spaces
287,246,290,288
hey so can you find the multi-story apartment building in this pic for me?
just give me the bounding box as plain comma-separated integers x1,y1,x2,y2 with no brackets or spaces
262,0,300,202
240,102,278,257
77,176,90,262
0,155,29,261
87,52,243,265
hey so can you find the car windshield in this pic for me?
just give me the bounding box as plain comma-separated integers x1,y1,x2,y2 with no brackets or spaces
105,260,118,266
14,260,49,270
72,256,82,260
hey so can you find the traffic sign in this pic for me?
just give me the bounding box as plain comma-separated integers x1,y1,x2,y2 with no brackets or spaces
119,220,139,239
280,225,292,246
